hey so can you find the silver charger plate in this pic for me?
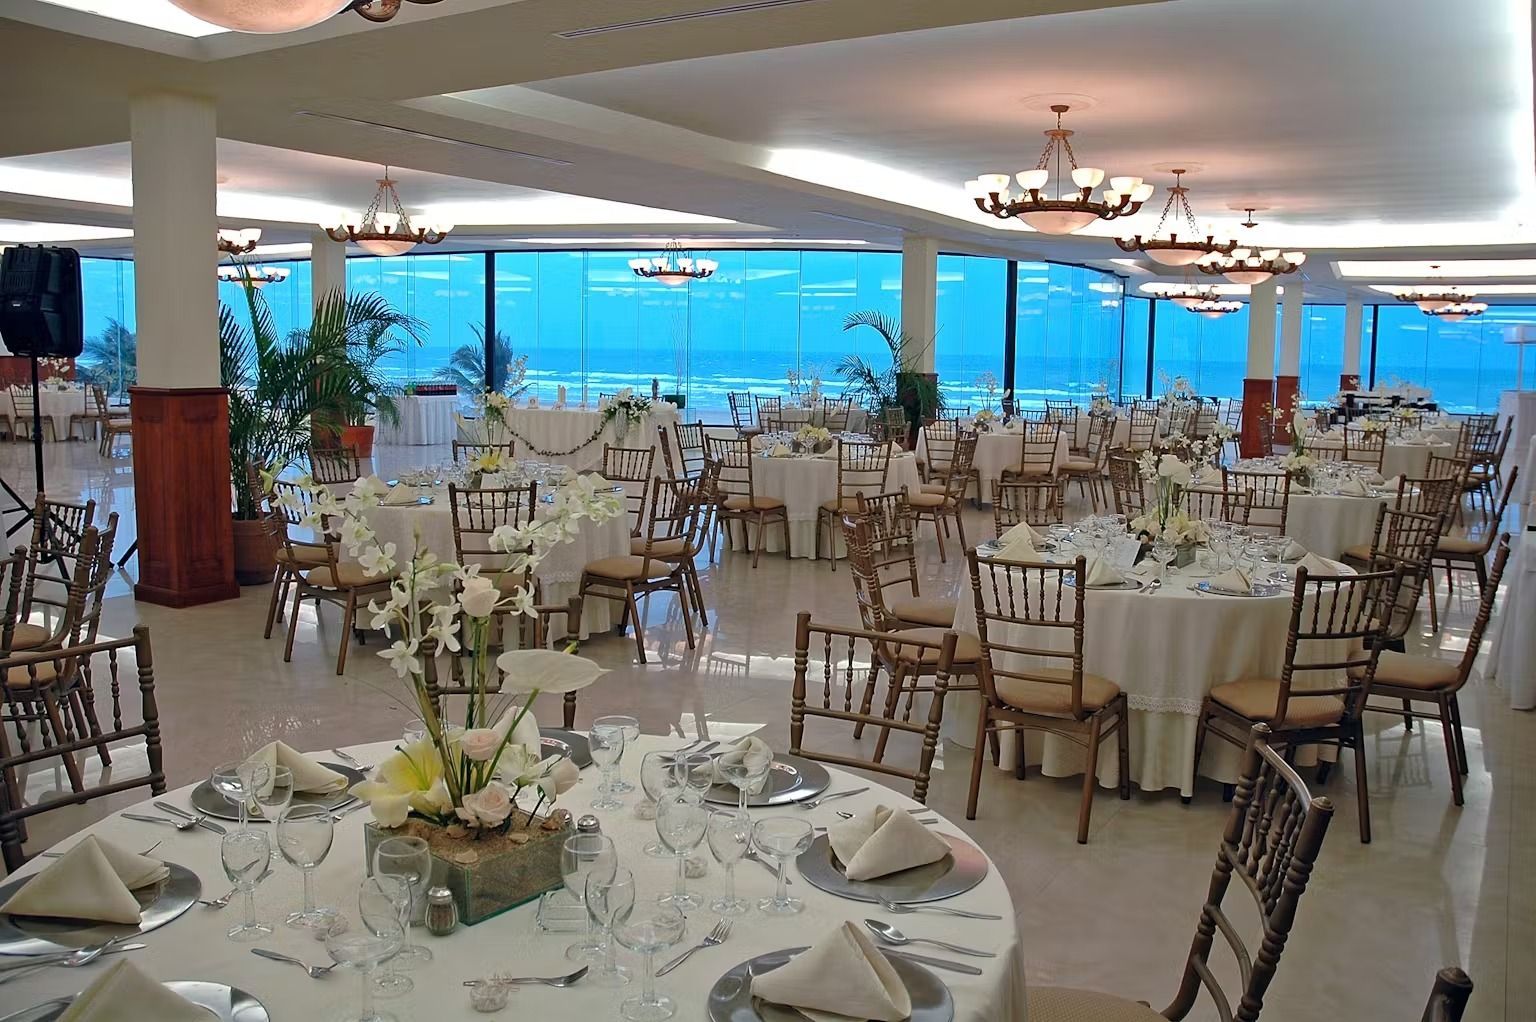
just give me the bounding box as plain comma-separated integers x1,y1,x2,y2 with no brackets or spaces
189,762,365,821
1,980,269,1022
1064,572,1143,591
796,831,988,904
703,753,831,808
1190,580,1286,598
707,946,954,1022
540,727,593,769
0,862,201,956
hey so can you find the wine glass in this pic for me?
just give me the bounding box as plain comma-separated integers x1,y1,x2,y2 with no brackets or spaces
717,757,769,814
596,715,641,794
615,904,688,1022
211,759,270,832
752,817,813,916
277,804,338,932
589,724,627,811
359,876,413,998
250,765,293,827
639,752,682,858
656,791,707,910
373,836,434,968
673,752,715,797
220,829,273,942
326,915,404,1022
561,832,617,962
585,866,636,988
706,809,752,917
1151,535,1177,583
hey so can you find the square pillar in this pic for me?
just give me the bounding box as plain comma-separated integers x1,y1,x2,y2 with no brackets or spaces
310,230,347,308
1240,279,1279,457
1275,281,1304,420
1341,299,1364,391
900,236,939,375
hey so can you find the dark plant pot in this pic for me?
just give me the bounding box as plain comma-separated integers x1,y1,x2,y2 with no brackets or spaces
231,517,276,586
340,423,375,458
662,393,686,409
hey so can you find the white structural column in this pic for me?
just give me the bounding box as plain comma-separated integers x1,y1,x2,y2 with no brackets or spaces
900,235,939,374
1342,298,1364,388
132,93,219,389
1276,280,1304,414
310,230,347,308
1240,279,1280,456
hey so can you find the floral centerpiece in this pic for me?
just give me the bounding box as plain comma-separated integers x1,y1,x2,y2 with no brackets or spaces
1089,380,1114,416
464,446,509,487
1360,417,1388,434
1271,391,1317,486
477,390,514,445
972,408,997,432
604,391,653,441
38,356,73,389
1130,451,1208,558
793,423,834,454
974,371,999,413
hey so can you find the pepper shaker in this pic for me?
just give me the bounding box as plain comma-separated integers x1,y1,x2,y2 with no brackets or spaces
424,886,458,936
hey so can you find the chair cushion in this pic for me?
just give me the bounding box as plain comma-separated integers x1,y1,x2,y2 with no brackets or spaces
1030,986,1163,1022
890,627,981,664
8,622,50,650
583,555,676,582
303,563,394,589
275,545,329,569
1001,465,1051,478
723,496,785,511
994,668,1121,715
818,497,863,513
4,658,60,689
1436,536,1483,555
630,537,689,559
906,491,950,508
1059,458,1097,473
889,596,956,629
1357,650,1460,690
919,482,949,495
1210,678,1345,727
1340,543,1374,562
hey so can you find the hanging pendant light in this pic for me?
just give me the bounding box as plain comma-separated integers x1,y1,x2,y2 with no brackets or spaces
1115,169,1236,266
322,169,452,257
216,228,261,255
217,264,290,289
1190,300,1243,319
1193,209,1305,284
629,240,717,286
1424,302,1487,323
167,0,441,33
1389,267,1480,315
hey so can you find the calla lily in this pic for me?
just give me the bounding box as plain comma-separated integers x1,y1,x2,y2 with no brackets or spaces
350,739,449,824
494,650,606,693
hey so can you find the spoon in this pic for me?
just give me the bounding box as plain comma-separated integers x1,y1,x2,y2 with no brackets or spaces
863,920,997,958
463,965,589,988
874,896,1003,920
250,948,340,978
330,748,370,771
121,812,200,832
796,787,869,810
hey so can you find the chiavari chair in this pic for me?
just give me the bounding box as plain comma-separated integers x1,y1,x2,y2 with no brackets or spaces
788,612,958,804
1000,424,1061,482
1030,723,1333,1022
1012,407,1049,427
1190,401,1219,439
1193,563,1400,842
876,406,909,448
309,444,363,484
1254,410,1276,457
993,478,1064,532
820,396,855,433
1045,400,1080,452
601,444,657,537
1464,417,1511,514
0,546,25,655
91,386,133,457
279,505,398,675
1057,413,1113,510
1435,465,1518,612
1132,397,1161,415
853,489,953,630
918,416,962,482
909,434,975,562
705,436,789,568
448,481,539,605
1127,408,1159,452
728,392,759,437
754,395,783,435
1418,968,1475,1022
9,389,56,442
260,477,328,640
1342,426,1387,471
815,440,891,567
452,440,517,465
1181,484,1228,523
14,495,96,649
1222,468,1292,535
1106,449,1146,518
964,550,1130,842
670,422,708,479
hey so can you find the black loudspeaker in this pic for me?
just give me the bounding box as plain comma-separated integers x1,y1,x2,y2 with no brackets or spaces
0,245,83,358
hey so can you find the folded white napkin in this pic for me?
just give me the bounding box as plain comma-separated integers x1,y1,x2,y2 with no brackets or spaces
712,736,773,794
994,535,1036,564
586,473,613,490
1208,567,1254,595
750,922,912,1022
1337,477,1370,497
828,805,951,881
1081,553,1125,587
59,960,213,1022
1282,538,1308,561
382,485,419,506
2,836,167,924
1197,465,1223,487
1290,552,1345,578
1379,475,1403,492
750,434,772,451
998,522,1041,546
768,443,791,458
247,741,348,794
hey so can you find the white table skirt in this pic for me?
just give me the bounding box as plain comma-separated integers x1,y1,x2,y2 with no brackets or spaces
915,429,1070,505
1487,530,1536,710
726,452,923,559
483,405,681,474
1308,434,1452,480
375,394,460,446
1283,492,1387,559
3,735,1027,1022
8,386,86,440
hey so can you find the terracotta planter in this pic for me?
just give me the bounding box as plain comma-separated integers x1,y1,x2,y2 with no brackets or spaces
340,423,375,458
231,517,276,587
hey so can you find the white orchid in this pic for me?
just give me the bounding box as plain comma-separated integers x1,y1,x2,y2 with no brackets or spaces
358,540,397,579
380,639,421,679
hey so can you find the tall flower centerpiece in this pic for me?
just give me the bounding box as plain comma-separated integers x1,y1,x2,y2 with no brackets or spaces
604,390,653,441
975,371,1000,413
1089,380,1114,416
1131,451,1208,552
1274,392,1317,486
793,424,833,454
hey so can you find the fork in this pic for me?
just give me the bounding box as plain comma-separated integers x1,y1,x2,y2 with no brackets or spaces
330,748,370,771
41,840,161,860
121,812,200,832
795,787,869,810
0,939,138,983
874,896,1003,920
250,948,340,978
463,966,589,988
656,919,731,976
198,886,238,909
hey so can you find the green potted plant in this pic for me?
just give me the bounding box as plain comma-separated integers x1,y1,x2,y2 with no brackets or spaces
836,310,942,444
321,314,421,458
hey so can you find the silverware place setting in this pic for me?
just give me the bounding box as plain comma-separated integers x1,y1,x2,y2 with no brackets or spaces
864,920,996,958
0,937,146,983
250,948,341,978
463,965,589,988
329,748,372,771
874,896,1002,920
120,812,204,832
197,886,238,909
795,786,869,810
153,801,227,834
657,919,731,976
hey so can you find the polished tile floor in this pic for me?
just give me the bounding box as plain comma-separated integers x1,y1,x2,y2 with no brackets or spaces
2,437,1532,1021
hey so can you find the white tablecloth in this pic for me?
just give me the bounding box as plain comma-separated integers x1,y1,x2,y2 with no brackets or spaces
1284,492,1388,559
3,736,1026,1022
726,451,923,559
776,404,870,435
1308,433,1452,480
915,429,1070,505
375,394,460,446
1488,529,1536,711
7,386,86,440
485,405,681,474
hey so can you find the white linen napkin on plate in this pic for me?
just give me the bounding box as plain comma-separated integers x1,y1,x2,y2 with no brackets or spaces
750,921,912,1022
1081,553,1126,587
1337,476,1370,497
1379,475,1403,493
382,485,419,506
1282,538,1308,561
1208,567,1254,595
247,741,348,794
711,736,773,794
768,443,791,458
998,522,1041,546
1,836,166,924
994,535,1036,564
1290,552,1345,578
1196,465,1223,488
59,960,213,1022
828,805,951,881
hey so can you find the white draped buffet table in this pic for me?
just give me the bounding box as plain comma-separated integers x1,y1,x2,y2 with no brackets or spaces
1,735,1027,1022
7,386,87,441
467,405,681,475
375,394,461,446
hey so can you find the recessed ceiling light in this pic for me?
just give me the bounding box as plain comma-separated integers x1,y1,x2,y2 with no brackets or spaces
35,0,228,37
1337,259,1536,279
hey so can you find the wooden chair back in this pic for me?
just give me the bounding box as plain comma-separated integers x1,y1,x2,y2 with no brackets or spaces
1191,403,1219,439
921,418,962,477
1343,426,1387,470
309,445,362,484
0,546,26,654
1395,476,1460,525
1223,469,1292,534
20,495,97,622
993,479,1063,532
1254,412,1275,457
834,441,892,506
601,444,657,536
1106,450,1146,517
448,482,538,570
1419,968,1474,1022
1127,408,1159,452
704,436,758,509
1014,425,1060,477
1044,400,1078,439
1083,412,1114,466
1269,566,1399,730
820,396,854,432
935,435,977,504
853,490,920,602
672,422,708,478
1425,452,1470,483
1182,485,1228,523
452,440,517,465
754,396,783,430
728,391,756,432
967,551,1093,718
877,407,908,447
636,476,698,574
788,612,958,804
1223,398,1244,431
1012,407,1049,427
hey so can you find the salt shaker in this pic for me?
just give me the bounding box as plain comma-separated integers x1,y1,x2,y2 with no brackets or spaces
576,814,602,836
424,886,458,936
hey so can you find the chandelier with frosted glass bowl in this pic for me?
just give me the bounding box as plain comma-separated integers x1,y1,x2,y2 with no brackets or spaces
167,0,442,33
217,264,289,289
1422,302,1487,323
1197,247,1306,285
965,105,1153,235
1150,284,1227,310
1115,169,1237,266
1189,299,1243,320
322,172,452,257
216,228,261,256
629,241,718,286
1389,269,1481,316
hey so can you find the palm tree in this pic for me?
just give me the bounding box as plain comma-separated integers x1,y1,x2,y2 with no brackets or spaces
79,319,137,395
433,324,520,393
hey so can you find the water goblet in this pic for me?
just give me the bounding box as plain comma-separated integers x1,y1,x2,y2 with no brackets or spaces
639,751,682,858
373,836,434,968
562,832,617,962
718,756,770,814
656,791,708,910
220,829,273,942
752,817,813,916
211,759,270,832
1151,535,1177,583
326,915,404,1022
251,766,293,864
673,752,716,797
585,867,636,987
589,724,627,811
359,876,413,998
596,714,641,794
706,809,752,917
615,904,688,1022
278,804,338,932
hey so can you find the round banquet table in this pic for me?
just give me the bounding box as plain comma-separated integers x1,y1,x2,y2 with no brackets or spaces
1307,431,1453,480
475,405,681,475
374,394,460,446
776,404,870,435
1212,464,1391,559
915,427,1069,505
725,449,924,559
8,386,87,441
944,557,1349,796
1,735,1026,1022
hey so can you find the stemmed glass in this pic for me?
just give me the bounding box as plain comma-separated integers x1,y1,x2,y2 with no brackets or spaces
562,832,617,962
1151,535,1177,583
326,914,404,1022
706,809,752,916
596,715,641,794
220,829,273,942
589,724,627,811
615,904,688,1022
718,756,771,813
359,876,413,998
373,836,433,968
277,804,338,932
211,759,271,832
639,752,680,857
250,765,293,826
656,791,708,910
585,866,636,987
752,817,813,916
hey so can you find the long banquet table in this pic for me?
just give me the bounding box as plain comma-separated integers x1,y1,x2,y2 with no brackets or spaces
467,404,681,475
2,735,1026,1022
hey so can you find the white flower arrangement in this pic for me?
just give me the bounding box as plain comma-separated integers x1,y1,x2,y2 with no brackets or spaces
1282,451,1318,476
974,371,1000,412
795,424,832,446
1132,450,1209,546
1360,417,1388,433
465,447,508,479
1090,380,1114,416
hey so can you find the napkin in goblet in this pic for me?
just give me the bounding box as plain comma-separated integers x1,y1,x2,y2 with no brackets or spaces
993,535,1036,564
246,740,348,794
749,921,912,1022
828,804,950,881
711,736,773,794
1337,476,1370,497
1,835,167,925
59,959,213,1022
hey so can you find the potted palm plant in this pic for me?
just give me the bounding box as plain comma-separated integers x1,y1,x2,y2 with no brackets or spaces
320,315,421,458
836,310,942,445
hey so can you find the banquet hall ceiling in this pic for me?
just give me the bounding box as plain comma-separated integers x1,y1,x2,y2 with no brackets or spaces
0,0,1533,303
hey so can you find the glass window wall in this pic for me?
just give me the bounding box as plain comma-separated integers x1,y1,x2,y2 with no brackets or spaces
1013,263,1124,407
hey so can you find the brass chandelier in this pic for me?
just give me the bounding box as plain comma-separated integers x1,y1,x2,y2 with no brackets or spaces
216,228,261,255
1194,209,1305,285
322,170,452,257
1189,300,1243,320
1389,270,1481,315
1115,169,1236,266
1423,302,1487,323
217,264,290,289
966,105,1153,235
629,241,718,286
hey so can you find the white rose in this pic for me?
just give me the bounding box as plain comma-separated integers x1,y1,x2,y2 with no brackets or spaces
460,575,500,619
456,783,513,828
538,757,581,800
459,728,503,762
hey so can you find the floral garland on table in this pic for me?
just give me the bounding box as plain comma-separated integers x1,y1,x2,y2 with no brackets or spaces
469,389,658,457
276,473,624,833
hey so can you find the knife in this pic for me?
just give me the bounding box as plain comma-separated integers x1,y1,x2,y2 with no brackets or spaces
154,801,227,834
0,943,146,967
122,812,187,829
878,948,984,976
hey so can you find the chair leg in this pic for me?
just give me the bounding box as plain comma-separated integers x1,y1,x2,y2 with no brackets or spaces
1401,698,1414,732
966,710,988,821
282,584,305,662
685,560,708,627
336,590,357,675
1426,564,1440,632
1352,725,1372,843
675,580,696,650
1437,695,1464,807
853,661,882,738
952,506,968,552
1473,556,1489,595
41,691,85,793
1115,698,1131,799
988,729,1001,767
751,514,764,569
263,567,287,640
781,514,791,561
932,513,947,563
563,692,577,729
1449,694,1469,775
815,510,824,565
1190,699,1212,783
1076,717,1103,844
626,586,648,663
1014,728,1027,779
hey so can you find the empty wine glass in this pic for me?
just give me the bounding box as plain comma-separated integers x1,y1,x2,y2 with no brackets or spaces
615,903,687,1022
562,832,617,962
656,791,707,910
706,809,752,916
211,759,271,832
596,715,641,794
1151,535,1177,583
327,914,404,1022
359,876,412,998
752,817,813,916
639,752,681,858
589,724,627,811
717,756,769,814
373,836,433,968
585,866,636,987
277,804,338,932
673,752,715,797
220,829,272,942
250,765,293,827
